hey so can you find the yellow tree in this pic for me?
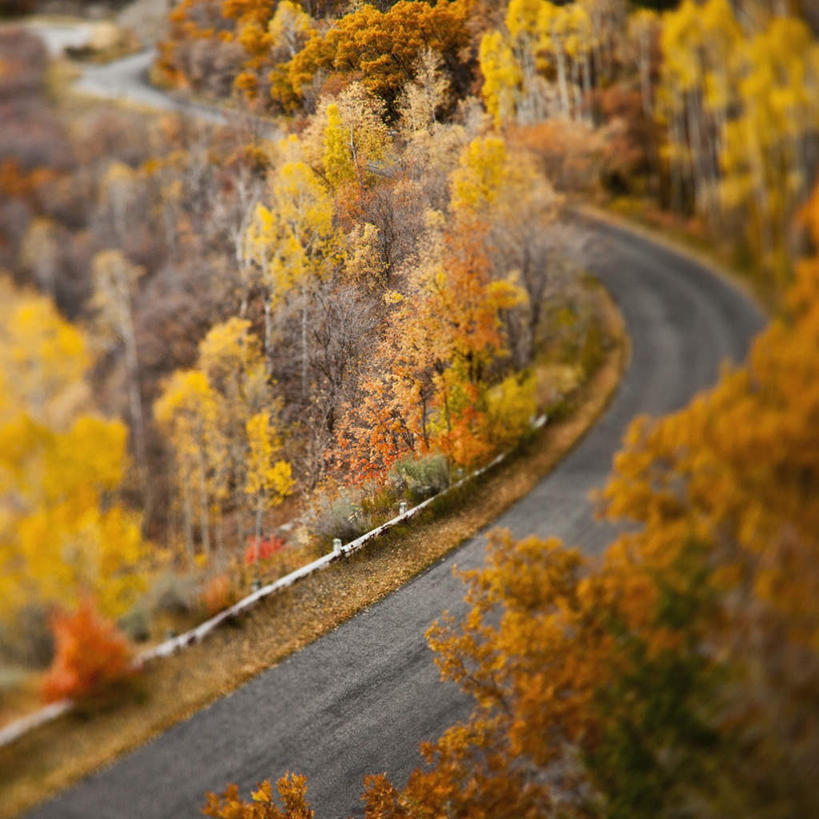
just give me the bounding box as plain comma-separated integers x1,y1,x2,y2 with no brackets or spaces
153,370,223,561
657,0,742,219
244,412,293,572
450,135,509,216
323,103,356,191
197,317,278,548
628,9,660,120
0,278,145,625
267,0,312,60
719,14,819,285
303,82,392,196
0,278,89,427
479,30,521,128
245,155,338,396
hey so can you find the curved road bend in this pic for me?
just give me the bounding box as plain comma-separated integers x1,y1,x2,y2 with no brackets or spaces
23,22,280,134
27,220,764,819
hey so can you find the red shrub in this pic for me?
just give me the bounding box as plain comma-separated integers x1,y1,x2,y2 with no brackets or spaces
243,535,285,566
40,600,133,703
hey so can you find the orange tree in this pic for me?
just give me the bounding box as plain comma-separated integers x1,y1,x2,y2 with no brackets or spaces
272,0,474,114
332,217,523,482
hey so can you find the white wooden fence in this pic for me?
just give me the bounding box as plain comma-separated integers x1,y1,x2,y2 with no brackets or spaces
0,416,545,748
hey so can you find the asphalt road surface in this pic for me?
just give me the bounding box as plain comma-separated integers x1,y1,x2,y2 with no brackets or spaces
27,220,764,819
23,22,278,133
74,49,233,127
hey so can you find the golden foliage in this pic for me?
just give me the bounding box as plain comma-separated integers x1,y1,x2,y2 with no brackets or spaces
0,279,145,623
203,774,313,819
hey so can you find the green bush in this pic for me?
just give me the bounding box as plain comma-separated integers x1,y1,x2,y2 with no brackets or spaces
148,572,198,618
118,605,151,643
389,454,451,501
310,492,373,549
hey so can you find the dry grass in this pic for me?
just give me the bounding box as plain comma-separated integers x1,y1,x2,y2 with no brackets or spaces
0,293,626,819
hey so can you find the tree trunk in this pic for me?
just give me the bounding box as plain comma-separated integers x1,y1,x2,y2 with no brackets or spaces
264,298,273,378
197,452,211,556
122,312,149,505
301,289,309,400
182,481,194,564
554,38,571,119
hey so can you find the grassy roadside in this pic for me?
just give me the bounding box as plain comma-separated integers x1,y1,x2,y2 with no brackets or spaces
0,285,626,819
586,197,772,316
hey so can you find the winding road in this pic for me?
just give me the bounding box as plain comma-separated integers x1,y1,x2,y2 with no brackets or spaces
21,24,765,819
28,222,764,819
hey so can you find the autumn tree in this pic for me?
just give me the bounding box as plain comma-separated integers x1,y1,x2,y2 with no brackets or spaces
244,411,293,570
397,49,452,136
479,29,521,128
294,82,393,198
153,369,223,560
274,0,473,114
336,202,524,481
245,153,338,391
41,599,133,703
0,278,145,628
655,0,819,286
154,316,294,558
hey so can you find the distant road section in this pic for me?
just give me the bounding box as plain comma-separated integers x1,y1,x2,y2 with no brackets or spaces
28,217,765,819
24,20,97,55
24,22,274,131
74,48,229,125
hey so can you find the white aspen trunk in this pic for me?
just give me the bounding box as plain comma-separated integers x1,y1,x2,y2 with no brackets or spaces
519,38,538,123
571,59,583,122
553,36,571,119
215,512,224,552
670,113,685,213
639,31,652,120
235,194,258,320
686,95,703,212
301,289,308,400
582,51,593,124
182,481,194,564
348,123,364,189
255,496,263,566
264,298,273,378
197,452,211,555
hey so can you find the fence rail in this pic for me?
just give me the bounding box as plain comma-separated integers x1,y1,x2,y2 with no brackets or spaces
0,415,545,749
